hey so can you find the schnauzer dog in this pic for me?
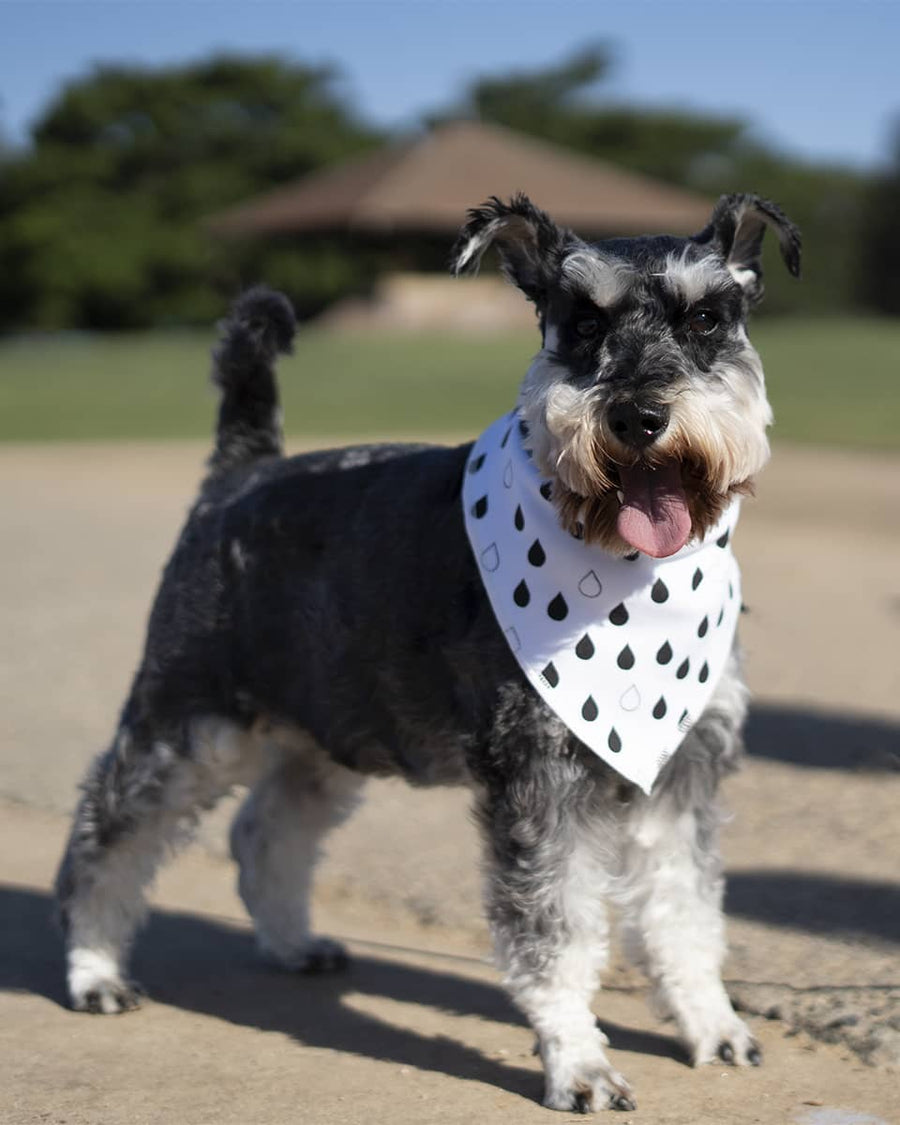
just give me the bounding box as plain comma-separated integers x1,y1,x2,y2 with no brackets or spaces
56,192,799,1112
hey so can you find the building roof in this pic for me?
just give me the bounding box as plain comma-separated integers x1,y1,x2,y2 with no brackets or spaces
208,120,713,238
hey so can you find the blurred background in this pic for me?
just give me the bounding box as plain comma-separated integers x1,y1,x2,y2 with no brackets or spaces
0,0,898,444
2,4,899,1116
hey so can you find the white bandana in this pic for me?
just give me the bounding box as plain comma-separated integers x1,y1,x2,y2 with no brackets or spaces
462,412,742,794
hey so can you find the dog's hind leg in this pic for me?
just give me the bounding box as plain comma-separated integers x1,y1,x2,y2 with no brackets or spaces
477,751,636,1113
56,714,262,1013
229,741,364,971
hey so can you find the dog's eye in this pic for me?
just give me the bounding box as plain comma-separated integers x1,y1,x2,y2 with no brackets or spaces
688,310,718,335
575,317,603,339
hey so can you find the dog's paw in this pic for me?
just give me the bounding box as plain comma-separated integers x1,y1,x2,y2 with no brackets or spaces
70,975,143,1014
690,1015,761,1068
541,1036,636,1113
67,948,144,1014
264,936,349,974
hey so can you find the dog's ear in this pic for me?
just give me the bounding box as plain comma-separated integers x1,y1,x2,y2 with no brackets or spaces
698,193,801,301
450,194,570,305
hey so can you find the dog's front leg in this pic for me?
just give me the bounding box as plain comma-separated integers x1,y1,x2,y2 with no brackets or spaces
617,788,760,1068
477,764,635,1113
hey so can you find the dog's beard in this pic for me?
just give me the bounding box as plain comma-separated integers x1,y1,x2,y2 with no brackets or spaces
553,458,754,557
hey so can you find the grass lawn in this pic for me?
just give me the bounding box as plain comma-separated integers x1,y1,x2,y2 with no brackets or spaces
0,317,897,450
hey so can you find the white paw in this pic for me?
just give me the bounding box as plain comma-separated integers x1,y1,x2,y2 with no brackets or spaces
260,935,349,974
689,1014,761,1068
68,948,143,1014
541,1033,636,1113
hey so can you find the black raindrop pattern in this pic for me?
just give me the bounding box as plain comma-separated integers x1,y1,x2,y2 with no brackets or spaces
699,662,709,683
472,495,488,519
513,580,530,607
514,505,525,531
692,567,703,589
582,696,598,722
652,697,667,720
528,539,546,567
716,607,724,627
656,641,673,664
547,593,569,621
468,453,485,474
539,480,553,501
541,661,559,688
617,644,635,670
608,728,622,753
717,529,730,548
575,634,595,660
500,426,511,448
676,658,690,679
609,602,629,626
697,615,709,638
651,579,669,603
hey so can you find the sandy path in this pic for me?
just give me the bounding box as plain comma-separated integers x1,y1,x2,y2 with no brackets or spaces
1,438,898,1122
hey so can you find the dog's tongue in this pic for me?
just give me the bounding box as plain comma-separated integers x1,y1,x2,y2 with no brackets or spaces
617,463,691,558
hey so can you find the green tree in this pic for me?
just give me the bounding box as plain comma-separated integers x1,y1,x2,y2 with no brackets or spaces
0,56,380,329
445,48,873,315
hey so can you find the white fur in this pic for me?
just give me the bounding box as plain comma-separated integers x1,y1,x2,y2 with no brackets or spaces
64,717,265,1011
562,250,633,307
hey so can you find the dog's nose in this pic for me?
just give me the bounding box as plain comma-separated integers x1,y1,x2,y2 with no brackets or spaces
607,401,670,448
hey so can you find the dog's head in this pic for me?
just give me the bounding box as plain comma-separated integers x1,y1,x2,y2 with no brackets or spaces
451,193,800,558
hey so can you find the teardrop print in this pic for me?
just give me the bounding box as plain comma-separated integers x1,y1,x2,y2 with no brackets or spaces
619,685,641,712
656,641,673,664
697,615,709,638
541,661,559,688
617,645,635,670
575,634,595,660
716,606,724,627
609,602,629,626
513,579,530,607
699,661,710,683
717,529,730,548
527,539,546,567
676,658,690,679
539,480,553,501
500,426,511,448
652,696,667,719
651,579,669,603
608,728,622,753
468,453,485,474
503,460,513,488
547,593,569,621
472,495,488,519
692,567,703,589
578,570,602,598
582,696,598,722
480,543,500,572
514,504,524,531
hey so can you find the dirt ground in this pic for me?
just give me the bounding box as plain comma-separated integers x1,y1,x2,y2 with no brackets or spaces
1,437,899,1125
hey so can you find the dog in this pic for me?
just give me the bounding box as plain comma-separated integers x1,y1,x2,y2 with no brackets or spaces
56,192,800,1113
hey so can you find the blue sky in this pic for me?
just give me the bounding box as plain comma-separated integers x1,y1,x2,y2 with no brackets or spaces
2,0,897,168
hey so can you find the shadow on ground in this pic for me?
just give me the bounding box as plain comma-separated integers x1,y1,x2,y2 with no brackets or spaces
726,872,900,947
0,885,679,1102
746,703,900,771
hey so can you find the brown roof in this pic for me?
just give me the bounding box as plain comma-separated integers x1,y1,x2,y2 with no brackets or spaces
208,120,712,238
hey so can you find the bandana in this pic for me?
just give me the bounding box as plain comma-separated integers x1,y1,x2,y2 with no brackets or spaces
462,412,742,794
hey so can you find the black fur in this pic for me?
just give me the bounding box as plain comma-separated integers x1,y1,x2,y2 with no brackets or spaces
57,188,800,1108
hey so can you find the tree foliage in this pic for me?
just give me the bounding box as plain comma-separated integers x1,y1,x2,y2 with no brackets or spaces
0,56,380,329
444,48,874,315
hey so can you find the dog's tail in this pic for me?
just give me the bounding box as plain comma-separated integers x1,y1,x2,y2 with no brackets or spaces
207,286,297,477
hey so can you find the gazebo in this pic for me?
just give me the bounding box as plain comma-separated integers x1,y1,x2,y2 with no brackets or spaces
208,120,713,328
